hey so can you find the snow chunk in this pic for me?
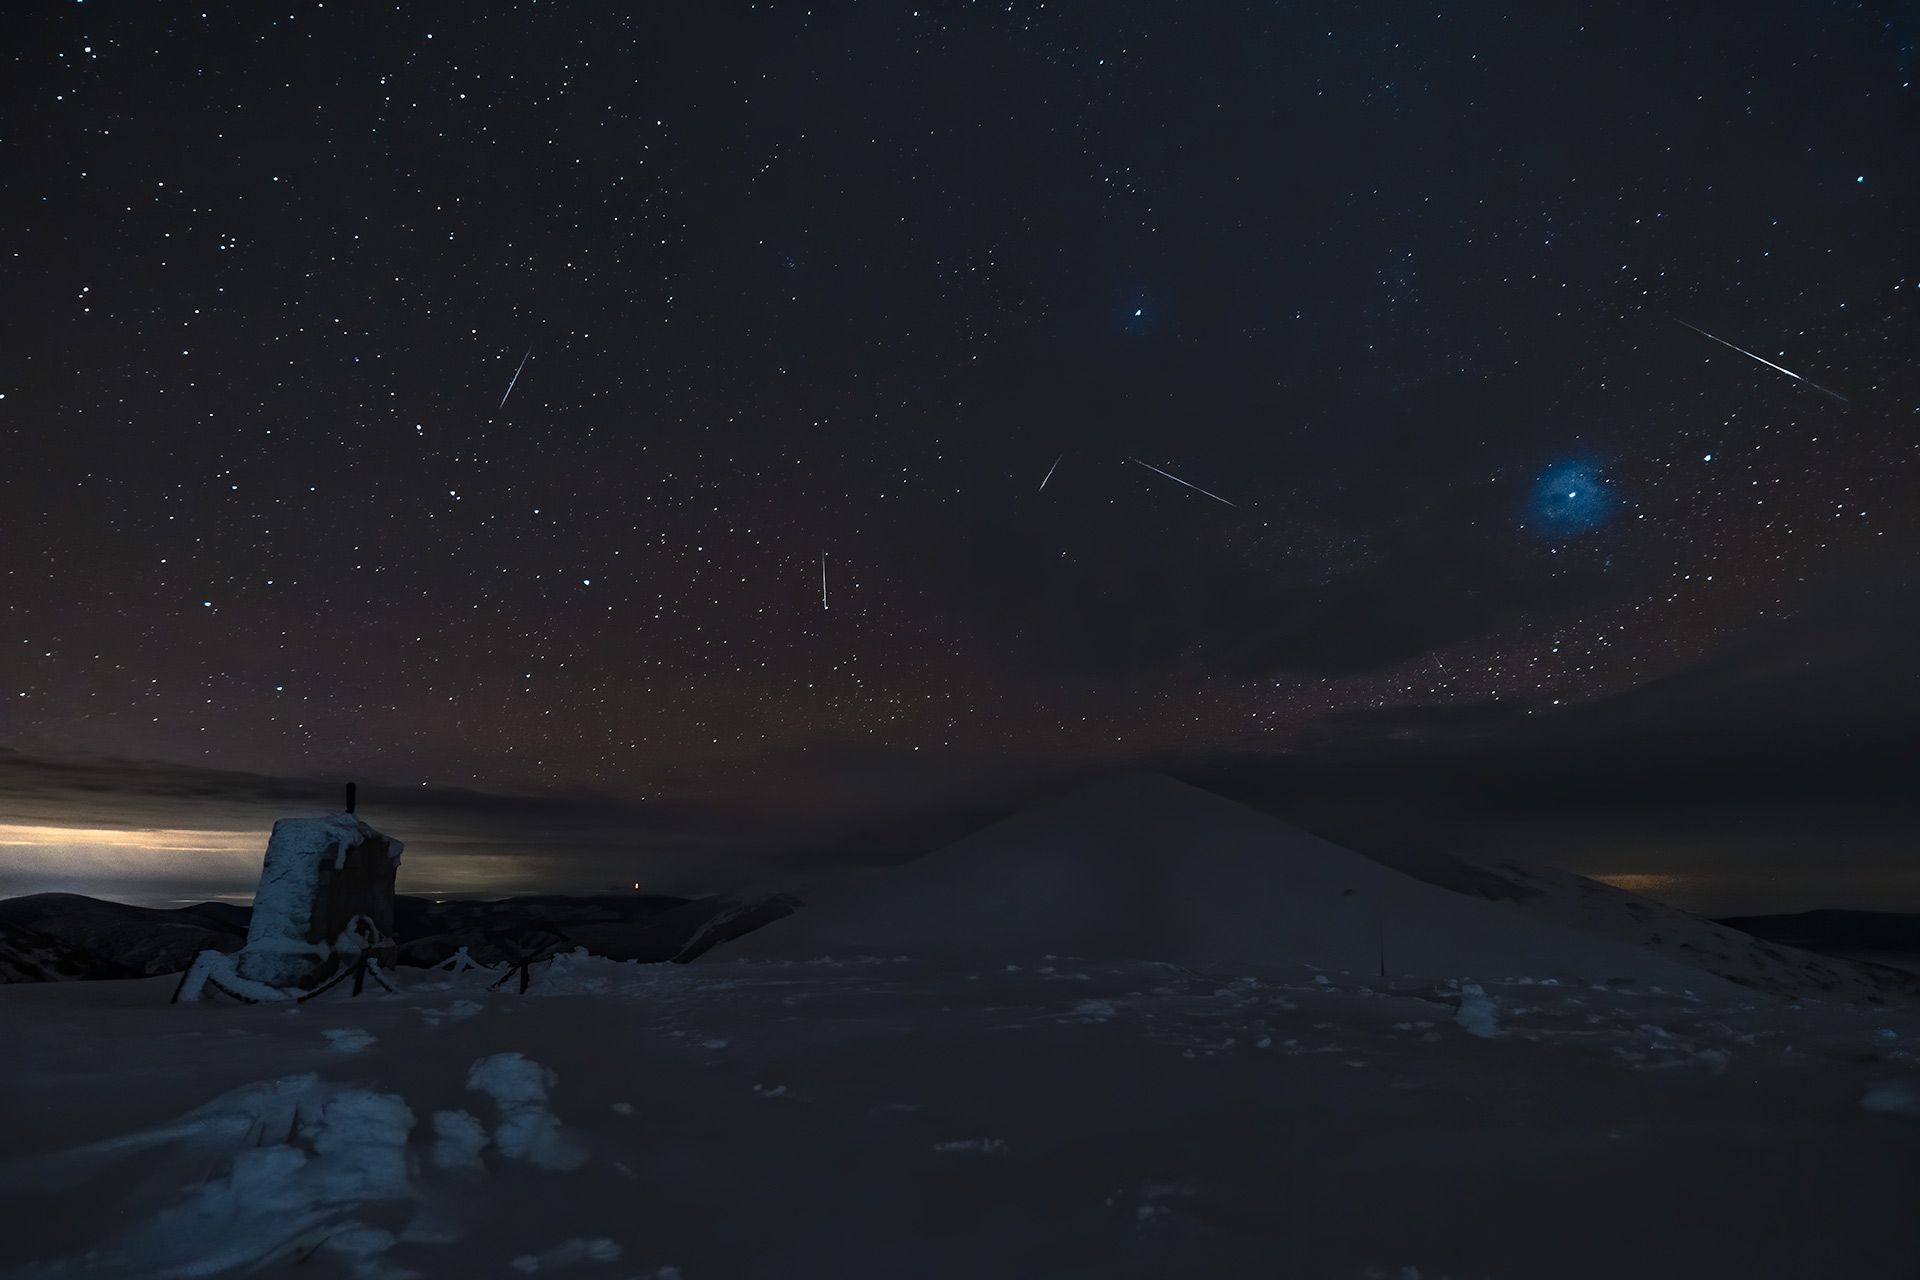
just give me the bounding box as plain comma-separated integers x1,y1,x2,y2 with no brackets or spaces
430,1108,490,1172
175,948,295,1003
467,1051,554,1109
1455,984,1501,1038
322,1222,399,1260
100,1079,416,1277
465,1052,587,1171
495,1107,585,1171
1860,1081,1920,1118
420,998,484,1029
300,1090,416,1202
528,948,616,995
324,1028,377,1053
510,1236,623,1272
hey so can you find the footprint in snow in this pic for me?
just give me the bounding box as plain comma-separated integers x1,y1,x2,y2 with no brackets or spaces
322,1028,376,1053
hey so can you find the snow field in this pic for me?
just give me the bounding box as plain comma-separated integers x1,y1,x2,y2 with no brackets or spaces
2,953,1918,1278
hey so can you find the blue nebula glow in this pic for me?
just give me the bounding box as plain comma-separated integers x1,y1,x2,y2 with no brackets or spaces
1529,461,1613,535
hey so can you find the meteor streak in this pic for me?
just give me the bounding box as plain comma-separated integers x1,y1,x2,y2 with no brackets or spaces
497,347,532,410
1038,454,1063,491
821,553,828,611
1126,457,1237,507
1675,320,1849,405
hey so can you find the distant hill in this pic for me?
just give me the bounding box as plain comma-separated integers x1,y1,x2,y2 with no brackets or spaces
1717,909,1920,955
0,894,248,979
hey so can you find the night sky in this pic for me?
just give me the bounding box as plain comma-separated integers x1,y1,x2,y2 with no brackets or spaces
4,2,1918,896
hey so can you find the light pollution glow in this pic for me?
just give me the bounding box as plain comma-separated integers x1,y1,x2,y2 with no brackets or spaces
0,823,544,904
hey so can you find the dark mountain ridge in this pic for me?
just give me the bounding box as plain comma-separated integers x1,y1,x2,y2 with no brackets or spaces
0,889,791,982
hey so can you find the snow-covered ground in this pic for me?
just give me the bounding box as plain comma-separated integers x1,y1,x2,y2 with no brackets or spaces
3,950,1918,1279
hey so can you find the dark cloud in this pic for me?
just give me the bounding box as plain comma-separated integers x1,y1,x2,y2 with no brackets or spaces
0,749,697,833
1183,560,1920,810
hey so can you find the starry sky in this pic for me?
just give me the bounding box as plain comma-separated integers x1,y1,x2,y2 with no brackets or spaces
3,1,1918,900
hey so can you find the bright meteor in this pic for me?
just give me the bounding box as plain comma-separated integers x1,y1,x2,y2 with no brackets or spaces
1126,457,1237,507
497,347,532,410
1675,319,1849,405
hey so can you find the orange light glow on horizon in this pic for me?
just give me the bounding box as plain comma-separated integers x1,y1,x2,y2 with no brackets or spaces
0,824,268,853
0,822,552,903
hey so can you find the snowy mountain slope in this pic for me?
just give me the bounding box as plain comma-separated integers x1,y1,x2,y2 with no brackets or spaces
715,773,1749,995
1430,855,1920,1005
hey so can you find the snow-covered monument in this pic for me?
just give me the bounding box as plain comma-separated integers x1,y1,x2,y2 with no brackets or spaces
178,788,403,1001
235,812,403,988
